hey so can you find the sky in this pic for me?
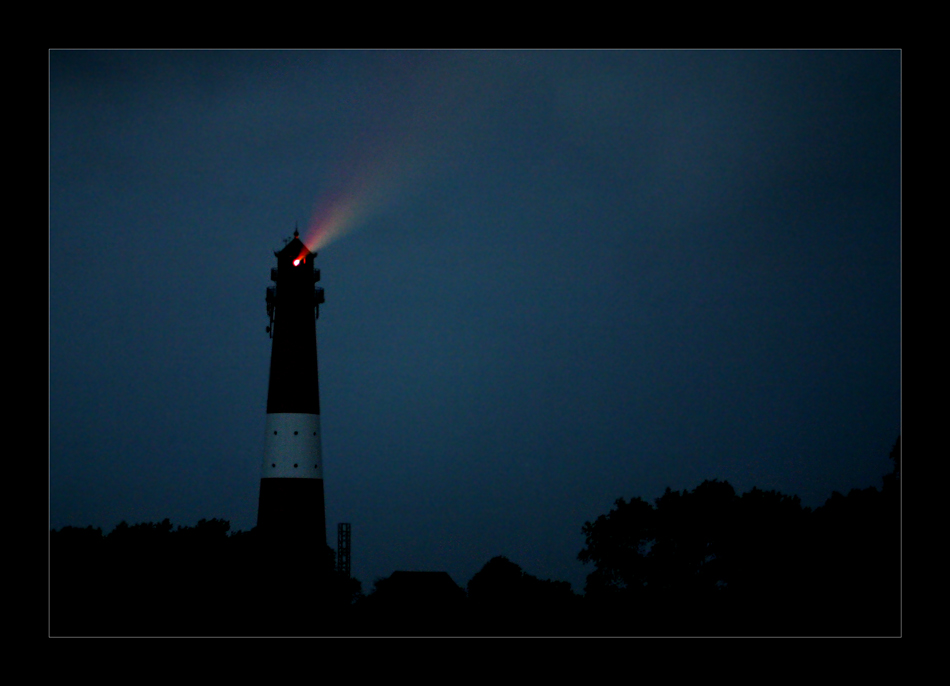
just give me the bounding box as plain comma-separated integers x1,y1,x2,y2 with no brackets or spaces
50,50,901,595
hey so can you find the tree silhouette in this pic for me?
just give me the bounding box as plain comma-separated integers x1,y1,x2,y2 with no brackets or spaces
51,519,363,636
467,556,526,608
579,480,818,634
357,571,466,635
577,436,901,636
578,496,655,600
466,556,580,635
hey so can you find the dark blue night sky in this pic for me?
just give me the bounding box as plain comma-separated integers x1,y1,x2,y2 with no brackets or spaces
50,50,901,595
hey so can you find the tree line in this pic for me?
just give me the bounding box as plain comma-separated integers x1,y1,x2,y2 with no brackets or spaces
50,437,899,636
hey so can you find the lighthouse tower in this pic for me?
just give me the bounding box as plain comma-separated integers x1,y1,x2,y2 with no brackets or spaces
258,229,327,551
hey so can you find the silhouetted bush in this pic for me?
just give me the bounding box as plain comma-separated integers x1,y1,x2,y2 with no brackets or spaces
50,521,359,636
577,438,901,635
51,438,900,636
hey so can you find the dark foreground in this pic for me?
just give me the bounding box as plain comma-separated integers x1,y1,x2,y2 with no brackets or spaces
51,440,900,637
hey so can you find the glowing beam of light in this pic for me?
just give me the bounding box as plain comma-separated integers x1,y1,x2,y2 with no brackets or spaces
303,190,366,253
300,98,427,255
302,154,410,255
298,54,495,254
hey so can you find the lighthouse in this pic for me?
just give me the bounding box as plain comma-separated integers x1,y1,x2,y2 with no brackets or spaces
258,229,327,552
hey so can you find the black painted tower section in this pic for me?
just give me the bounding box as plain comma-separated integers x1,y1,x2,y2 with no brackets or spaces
257,230,326,550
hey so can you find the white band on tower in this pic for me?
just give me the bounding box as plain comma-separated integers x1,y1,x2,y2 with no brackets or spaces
262,413,323,478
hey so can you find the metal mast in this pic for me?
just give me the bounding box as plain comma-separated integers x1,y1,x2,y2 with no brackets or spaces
337,523,351,578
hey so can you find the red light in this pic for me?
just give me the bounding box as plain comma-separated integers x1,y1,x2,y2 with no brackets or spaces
293,259,301,266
